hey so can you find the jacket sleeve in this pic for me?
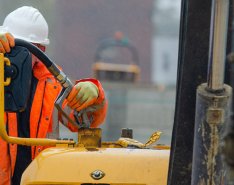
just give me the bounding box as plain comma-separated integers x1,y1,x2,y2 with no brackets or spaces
59,78,108,132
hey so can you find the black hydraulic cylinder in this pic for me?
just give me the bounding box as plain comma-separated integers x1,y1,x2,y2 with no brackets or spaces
191,83,232,185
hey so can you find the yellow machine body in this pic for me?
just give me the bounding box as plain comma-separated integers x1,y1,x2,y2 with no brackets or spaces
21,147,169,185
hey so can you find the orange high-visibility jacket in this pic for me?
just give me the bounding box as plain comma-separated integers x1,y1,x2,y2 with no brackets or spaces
0,62,107,185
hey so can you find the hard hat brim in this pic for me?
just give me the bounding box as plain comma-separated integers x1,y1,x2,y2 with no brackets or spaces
13,34,50,45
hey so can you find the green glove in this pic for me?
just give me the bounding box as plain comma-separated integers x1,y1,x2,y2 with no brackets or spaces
67,81,99,111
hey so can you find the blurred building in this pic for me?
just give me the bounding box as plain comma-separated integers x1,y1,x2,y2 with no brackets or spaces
54,0,153,83
151,0,181,86
0,0,179,85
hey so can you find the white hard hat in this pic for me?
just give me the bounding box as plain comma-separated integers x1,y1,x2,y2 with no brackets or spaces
3,6,49,45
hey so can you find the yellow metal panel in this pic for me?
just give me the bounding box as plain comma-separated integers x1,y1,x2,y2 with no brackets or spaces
21,147,169,185
0,54,5,139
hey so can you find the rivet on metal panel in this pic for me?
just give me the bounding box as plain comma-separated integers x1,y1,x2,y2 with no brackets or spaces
90,170,105,180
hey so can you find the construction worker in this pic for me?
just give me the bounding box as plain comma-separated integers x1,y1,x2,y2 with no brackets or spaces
0,6,107,185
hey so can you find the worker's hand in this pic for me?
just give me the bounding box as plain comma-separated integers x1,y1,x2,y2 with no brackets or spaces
67,81,99,111
0,32,15,53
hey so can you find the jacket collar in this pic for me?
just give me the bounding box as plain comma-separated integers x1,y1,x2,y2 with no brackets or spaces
33,61,52,80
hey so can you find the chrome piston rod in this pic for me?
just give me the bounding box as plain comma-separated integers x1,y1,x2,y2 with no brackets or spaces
207,0,229,91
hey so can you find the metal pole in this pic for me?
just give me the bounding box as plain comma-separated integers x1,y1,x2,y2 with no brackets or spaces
207,0,229,91
167,0,212,184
